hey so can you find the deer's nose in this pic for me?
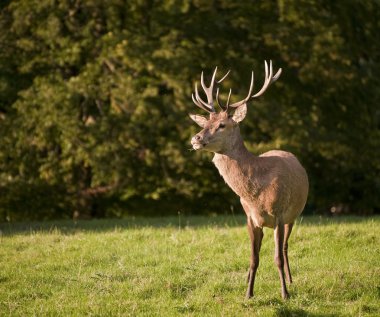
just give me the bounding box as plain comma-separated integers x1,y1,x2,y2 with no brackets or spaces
194,134,202,141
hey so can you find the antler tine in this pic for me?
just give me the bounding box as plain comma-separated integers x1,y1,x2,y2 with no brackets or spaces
272,68,282,83
216,69,231,111
199,67,218,112
216,87,232,111
194,82,214,112
229,71,254,108
245,71,255,101
215,87,223,111
217,70,230,84
252,60,275,98
226,88,232,108
192,92,212,113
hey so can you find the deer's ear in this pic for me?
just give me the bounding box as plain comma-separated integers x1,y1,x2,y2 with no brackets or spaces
189,114,208,128
231,104,247,123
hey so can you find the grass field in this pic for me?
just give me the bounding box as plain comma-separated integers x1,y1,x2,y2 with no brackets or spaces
0,215,379,316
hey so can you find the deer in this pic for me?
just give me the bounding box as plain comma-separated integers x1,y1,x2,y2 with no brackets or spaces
189,61,309,300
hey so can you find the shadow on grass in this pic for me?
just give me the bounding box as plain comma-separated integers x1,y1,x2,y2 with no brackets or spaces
0,215,378,237
275,306,338,317
244,297,340,317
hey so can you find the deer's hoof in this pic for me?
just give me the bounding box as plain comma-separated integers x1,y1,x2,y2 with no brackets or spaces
245,289,254,300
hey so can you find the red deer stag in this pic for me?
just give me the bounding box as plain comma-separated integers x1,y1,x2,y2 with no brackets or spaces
189,61,309,299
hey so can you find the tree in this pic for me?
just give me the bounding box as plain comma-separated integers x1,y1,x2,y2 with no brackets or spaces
0,0,379,221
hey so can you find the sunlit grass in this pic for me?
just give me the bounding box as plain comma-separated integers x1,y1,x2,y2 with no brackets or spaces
0,216,379,316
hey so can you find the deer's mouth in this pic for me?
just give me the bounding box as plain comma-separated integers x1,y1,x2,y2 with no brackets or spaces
192,141,206,150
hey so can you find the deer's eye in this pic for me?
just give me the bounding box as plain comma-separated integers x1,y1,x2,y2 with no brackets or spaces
217,123,226,130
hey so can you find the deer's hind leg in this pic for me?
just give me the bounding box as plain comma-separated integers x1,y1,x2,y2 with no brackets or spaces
283,223,294,284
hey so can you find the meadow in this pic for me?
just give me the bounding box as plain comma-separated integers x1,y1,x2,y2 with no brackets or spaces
0,215,379,316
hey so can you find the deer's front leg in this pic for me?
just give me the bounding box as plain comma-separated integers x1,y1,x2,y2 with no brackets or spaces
245,216,263,299
274,219,290,299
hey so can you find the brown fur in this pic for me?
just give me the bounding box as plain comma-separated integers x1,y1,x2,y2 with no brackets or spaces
191,110,309,299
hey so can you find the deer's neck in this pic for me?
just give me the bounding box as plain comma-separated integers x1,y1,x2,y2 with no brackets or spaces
212,130,261,198
213,128,252,162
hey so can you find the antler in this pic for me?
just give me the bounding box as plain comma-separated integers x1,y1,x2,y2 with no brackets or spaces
191,67,231,113
215,70,231,111
191,61,281,113
228,60,282,108
191,67,217,113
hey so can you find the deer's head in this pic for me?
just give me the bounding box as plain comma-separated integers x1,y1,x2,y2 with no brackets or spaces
190,61,282,153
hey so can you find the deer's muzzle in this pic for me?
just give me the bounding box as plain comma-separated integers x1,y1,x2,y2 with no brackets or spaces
191,134,206,150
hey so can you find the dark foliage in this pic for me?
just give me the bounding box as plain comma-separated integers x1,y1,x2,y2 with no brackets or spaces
0,0,379,221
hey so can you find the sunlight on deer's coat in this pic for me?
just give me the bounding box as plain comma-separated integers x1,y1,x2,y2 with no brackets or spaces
189,61,309,300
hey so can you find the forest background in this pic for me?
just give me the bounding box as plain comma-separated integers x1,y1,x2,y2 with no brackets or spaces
0,0,379,221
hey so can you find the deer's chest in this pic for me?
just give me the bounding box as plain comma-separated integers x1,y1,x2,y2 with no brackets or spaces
213,156,279,228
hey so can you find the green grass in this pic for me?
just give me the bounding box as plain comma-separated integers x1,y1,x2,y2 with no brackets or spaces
0,215,379,316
